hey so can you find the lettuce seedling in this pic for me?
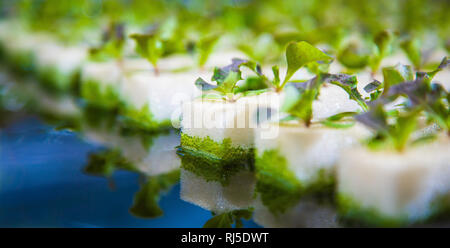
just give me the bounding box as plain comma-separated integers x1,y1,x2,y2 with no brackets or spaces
363,64,414,101
130,17,188,75
337,43,371,70
369,30,394,73
280,41,333,89
400,37,422,70
282,73,367,126
356,103,421,151
195,41,332,100
382,64,414,95
195,58,259,101
130,32,164,75
196,34,220,68
415,56,449,84
89,22,126,63
238,33,281,64
358,58,450,150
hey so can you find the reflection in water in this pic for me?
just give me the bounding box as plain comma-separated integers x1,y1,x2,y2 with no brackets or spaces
80,117,182,218
0,70,261,227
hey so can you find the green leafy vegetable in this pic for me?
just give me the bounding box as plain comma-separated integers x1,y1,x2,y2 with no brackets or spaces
283,82,318,126
400,37,422,69
195,58,263,99
283,73,367,126
195,41,332,99
356,77,446,151
337,43,370,69
370,30,393,72
321,112,357,128
382,64,414,95
272,65,281,87
323,74,368,111
416,56,449,84
89,23,126,61
130,32,164,75
282,41,332,88
196,34,220,67
238,33,280,63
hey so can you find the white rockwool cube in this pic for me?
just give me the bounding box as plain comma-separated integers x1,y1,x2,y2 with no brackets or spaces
337,137,450,225
120,70,207,124
79,59,152,108
180,169,256,213
254,122,370,185
181,91,283,147
34,42,87,75
80,61,124,89
81,58,151,88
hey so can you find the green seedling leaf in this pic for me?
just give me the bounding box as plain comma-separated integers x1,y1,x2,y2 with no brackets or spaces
416,56,449,83
400,37,422,69
89,23,126,61
370,30,393,72
322,73,368,111
197,34,220,67
382,64,414,95
130,32,164,71
321,112,357,129
337,43,370,69
283,41,332,87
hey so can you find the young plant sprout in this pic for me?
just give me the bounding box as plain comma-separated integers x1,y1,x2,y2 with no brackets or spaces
365,57,449,102
194,58,263,101
337,42,371,70
196,34,220,69
238,33,281,64
358,57,449,151
130,31,164,75
195,41,370,126
400,36,422,70
89,22,126,68
194,41,333,100
337,30,394,75
369,30,394,74
282,73,368,126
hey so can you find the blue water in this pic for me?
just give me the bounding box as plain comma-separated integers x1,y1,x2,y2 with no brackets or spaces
0,116,260,227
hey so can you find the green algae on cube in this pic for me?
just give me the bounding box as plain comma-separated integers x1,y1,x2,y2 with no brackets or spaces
179,92,282,185
253,122,370,215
